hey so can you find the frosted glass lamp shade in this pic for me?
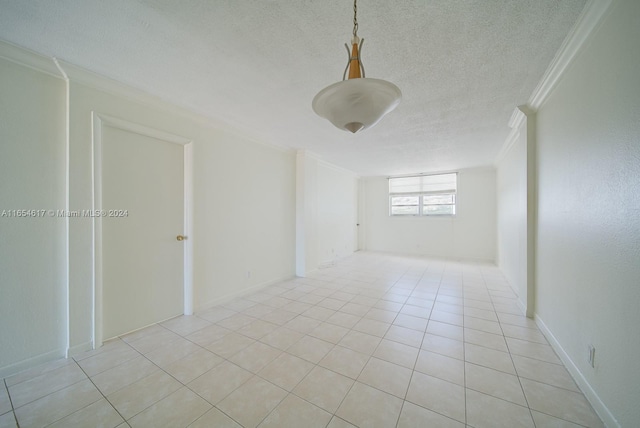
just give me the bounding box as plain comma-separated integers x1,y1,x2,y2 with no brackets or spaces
312,78,401,133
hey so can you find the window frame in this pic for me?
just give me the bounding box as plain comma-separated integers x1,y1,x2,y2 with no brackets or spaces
388,173,457,217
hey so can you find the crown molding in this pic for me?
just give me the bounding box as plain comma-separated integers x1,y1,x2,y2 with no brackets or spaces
495,106,527,164
508,106,527,130
296,150,358,177
496,0,613,165
56,59,185,114
0,39,63,78
527,0,613,110
54,59,294,155
296,150,324,162
318,158,359,178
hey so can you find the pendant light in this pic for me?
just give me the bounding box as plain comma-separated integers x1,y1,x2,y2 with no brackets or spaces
312,0,401,133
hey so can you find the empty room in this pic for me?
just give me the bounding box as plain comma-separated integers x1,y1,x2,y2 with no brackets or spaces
0,0,638,427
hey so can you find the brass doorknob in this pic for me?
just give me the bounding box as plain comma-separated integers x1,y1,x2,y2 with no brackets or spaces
176,235,187,241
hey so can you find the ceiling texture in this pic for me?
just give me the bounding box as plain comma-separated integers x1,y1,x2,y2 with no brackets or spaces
0,0,587,176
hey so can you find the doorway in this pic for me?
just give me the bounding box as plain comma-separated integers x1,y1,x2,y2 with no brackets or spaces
92,113,193,346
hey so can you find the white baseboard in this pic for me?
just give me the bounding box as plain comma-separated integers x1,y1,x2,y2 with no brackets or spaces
317,260,335,269
299,268,319,277
0,348,66,379
66,341,93,358
195,274,295,313
515,295,527,317
318,252,355,270
534,315,619,428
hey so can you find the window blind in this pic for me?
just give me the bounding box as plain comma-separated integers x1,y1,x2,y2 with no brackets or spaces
389,173,457,195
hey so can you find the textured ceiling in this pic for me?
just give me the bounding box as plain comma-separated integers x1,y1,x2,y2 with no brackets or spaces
0,0,586,176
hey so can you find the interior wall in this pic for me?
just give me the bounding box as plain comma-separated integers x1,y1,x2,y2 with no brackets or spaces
362,167,496,262
67,77,297,350
194,129,296,309
316,162,358,265
295,152,318,276
534,0,640,425
0,56,67,375
0,42,297,374
496,125,528,312
296,152,358,275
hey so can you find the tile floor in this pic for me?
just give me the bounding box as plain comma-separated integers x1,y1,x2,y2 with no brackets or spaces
1,252,604,428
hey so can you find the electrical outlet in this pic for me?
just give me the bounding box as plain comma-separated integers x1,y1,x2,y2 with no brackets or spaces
588,345,596,368
246,270,251,279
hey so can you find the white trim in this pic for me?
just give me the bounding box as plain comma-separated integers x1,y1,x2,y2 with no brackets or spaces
495,130,520,166
53,58,73,359
317,158,359,178
524,110,537,319
297,149,323,162
102,313,185,343
318,251,356,269
535,315,620,428
92,113,192,145
0,349,65,379
508,106,527,130
91,113,194,348
515,294,527,317
0,39,62,78
91,113,103,348
501,274,528,316
297,149,360,178
496,106,526,165
67,341,93,358
195,274,295,313
528,0,613,110
183,143,194,315
301,268,320,277
317,260,336,269
495,0,613,166
55,59,293,155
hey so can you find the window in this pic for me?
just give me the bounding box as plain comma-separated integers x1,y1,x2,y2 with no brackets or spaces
389,173,457,216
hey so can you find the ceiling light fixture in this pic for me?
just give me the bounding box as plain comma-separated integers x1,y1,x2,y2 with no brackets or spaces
312,0,401,133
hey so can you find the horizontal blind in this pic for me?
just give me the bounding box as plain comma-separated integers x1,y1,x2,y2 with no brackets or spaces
389,173,457,195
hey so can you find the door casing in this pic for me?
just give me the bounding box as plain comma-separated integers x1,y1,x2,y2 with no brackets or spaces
91,112,194,348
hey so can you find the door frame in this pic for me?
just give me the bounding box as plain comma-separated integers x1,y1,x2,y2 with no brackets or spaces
91,112,194,348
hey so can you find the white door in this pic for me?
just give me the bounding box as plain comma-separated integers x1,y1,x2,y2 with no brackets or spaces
101,124,184,340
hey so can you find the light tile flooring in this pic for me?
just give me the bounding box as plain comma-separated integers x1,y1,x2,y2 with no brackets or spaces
1,252,604,428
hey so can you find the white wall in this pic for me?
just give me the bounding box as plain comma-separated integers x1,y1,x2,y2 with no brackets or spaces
296,152,358,275
66,74,297,350
317,162,358,265
0,55,67,375
193,130,296,309
496,120,529,314
362,168,496,262
0,44,297,374
295,152,318,275
533,0,640,425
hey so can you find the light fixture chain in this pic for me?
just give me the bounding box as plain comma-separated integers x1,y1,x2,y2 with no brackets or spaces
353,0,358,38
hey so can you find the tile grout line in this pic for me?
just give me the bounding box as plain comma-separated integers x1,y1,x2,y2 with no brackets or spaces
133,319,258,427
2,378,19,428
263,271,364,427
73,355,128,427
484,268,539,427
86,328,219,426
462,270,469,427
393,266,429,428
6,254,604,427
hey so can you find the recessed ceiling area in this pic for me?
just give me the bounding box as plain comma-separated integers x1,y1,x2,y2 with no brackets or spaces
0,0,587,176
